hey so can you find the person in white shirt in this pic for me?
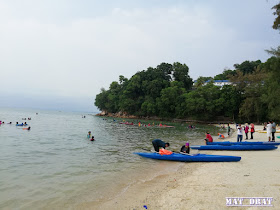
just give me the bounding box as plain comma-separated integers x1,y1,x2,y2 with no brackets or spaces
266,121,273,142
237,124,243,142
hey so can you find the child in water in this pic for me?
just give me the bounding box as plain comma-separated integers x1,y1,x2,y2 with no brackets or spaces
90,136,95,141
87,131,92,138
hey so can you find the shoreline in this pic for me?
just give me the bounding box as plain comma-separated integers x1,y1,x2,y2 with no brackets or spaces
96,113,233,124
91,124,280,209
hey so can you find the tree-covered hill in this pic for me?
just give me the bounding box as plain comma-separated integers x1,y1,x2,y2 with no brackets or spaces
95,2,280,122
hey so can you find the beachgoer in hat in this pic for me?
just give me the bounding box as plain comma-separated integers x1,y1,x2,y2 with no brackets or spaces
180,142,190,154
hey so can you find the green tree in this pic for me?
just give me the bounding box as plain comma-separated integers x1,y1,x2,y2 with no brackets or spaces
95,88,109,111
262,57,280,121
214,69,236,80
238,68,267,123
172,62,193,90
181,83,224,120
272,2,280,30
233,60,261,75
194,76,213,87
156,81,186,118
220,85,241,120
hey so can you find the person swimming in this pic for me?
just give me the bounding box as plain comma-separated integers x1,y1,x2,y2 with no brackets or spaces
90,136,95,141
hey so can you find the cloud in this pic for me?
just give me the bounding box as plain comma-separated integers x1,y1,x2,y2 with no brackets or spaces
0,0,278,111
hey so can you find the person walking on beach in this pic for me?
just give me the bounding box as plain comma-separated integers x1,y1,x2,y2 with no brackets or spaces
267,121,273,142
227,123,231,137
250,123,255,139
244,123,249,140
152,139,169,152
204,132,213,145
271,121,276,142
237,124,243,142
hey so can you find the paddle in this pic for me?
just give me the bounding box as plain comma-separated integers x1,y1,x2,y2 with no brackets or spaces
141,148,158,153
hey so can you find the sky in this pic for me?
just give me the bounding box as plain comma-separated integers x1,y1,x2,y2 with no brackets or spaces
0,0,279,112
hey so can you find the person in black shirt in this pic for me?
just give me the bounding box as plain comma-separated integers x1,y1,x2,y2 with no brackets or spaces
180,142,190,154
152,139,170,152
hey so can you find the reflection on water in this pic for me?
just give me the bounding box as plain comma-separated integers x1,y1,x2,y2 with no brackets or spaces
0,108,222,209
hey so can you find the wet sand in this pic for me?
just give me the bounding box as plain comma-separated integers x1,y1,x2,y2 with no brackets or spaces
85,125,280,209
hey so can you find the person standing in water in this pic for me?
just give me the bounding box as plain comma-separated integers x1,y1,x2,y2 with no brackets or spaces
87,131,92,138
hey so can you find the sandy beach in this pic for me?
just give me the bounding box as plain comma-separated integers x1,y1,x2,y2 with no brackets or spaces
83,124,280,210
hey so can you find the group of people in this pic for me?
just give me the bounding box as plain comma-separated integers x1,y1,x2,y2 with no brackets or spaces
264,121,277,142
148,121,279,154
236,123,255,142
0,121,31,130
87,131,95,141
187,125,195,129
151,139,190,154
0,121,13,124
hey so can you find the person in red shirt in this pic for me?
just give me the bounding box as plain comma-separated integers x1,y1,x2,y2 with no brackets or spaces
204,132,213,145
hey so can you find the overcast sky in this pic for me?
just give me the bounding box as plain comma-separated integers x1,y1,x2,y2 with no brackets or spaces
0,0,279,112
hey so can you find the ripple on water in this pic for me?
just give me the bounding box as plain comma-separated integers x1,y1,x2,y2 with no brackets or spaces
0,108,223,209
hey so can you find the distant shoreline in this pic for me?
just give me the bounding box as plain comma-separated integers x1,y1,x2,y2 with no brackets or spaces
96,112,233,124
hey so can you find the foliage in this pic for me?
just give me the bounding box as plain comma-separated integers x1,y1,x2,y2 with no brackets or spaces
262,57,280,121
95,57,280,122
94,4,280,122
214,69,236,80
194,76,213,87
233,60,261,75
180,83,224,120
272,2,280,30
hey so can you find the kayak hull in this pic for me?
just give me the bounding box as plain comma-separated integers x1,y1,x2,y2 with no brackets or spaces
191,145,278,151
207,141,280,146
135,153,241,162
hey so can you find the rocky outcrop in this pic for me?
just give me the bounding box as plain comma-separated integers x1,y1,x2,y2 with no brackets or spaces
96,111,137,119
96,111,233,123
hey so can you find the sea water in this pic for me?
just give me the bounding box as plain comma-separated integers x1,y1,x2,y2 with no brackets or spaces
0,108,222,209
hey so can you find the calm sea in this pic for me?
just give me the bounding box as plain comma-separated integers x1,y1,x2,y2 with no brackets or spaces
0,108,221,209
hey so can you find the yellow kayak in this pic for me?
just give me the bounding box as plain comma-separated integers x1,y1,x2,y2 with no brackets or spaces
258,130,280,133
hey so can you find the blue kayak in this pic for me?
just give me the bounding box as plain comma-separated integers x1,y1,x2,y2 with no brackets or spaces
191,145,278,151
16,124,28,126
135,152,241,162
207,141,280,146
